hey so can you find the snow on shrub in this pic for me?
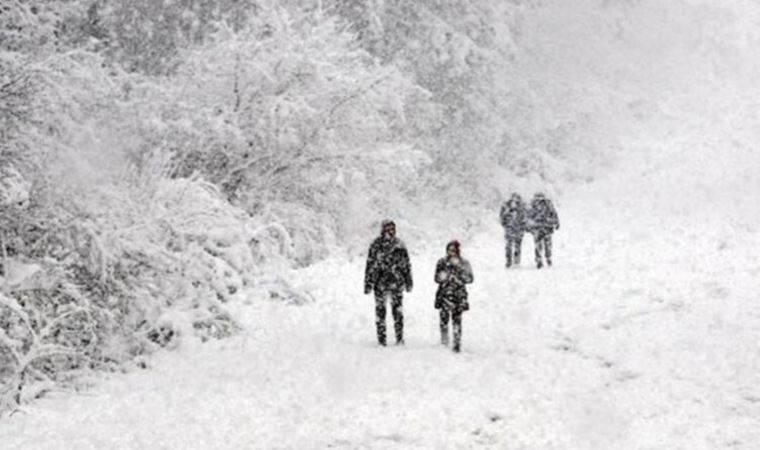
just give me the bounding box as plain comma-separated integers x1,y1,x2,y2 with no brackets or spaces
0,173,282,414
0,166,30,209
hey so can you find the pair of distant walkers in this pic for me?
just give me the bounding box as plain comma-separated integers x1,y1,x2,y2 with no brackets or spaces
363,221,473,353
499,192,560,269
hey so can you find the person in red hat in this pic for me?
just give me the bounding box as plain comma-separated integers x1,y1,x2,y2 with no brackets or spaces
434,240,473,352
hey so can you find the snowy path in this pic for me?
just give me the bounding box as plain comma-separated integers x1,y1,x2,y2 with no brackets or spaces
3,180,760,449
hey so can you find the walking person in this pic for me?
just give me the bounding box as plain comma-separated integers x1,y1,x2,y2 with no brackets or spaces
364,220,413,346
526,193,560,269
499,193,526,267
434,240,473,353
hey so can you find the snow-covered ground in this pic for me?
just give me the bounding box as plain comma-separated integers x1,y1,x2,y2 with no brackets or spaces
2,139,759,449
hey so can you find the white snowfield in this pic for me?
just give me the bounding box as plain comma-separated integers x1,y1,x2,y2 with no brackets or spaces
2,147,760,449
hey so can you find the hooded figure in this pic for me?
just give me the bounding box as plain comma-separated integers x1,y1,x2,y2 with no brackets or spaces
526,193,560,268
434,240,474,353
364,220,413,346
499,193,526,267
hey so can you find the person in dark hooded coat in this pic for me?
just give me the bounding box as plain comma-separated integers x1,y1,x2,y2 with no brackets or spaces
499,193,527,267
364,220,413,346
434,240,473,353
526,193,560,268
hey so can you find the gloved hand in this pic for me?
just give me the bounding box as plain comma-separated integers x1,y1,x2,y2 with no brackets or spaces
555,223,560,231
462,301,470,311
406,284,413,293
364,285,372,295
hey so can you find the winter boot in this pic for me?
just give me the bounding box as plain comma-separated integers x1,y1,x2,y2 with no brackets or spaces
536,260,543,269
547,258,552,267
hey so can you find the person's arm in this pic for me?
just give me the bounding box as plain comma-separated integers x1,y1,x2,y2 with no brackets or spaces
446,259,469,286
525,209,535,232
402,246,413,292
550,201,560,230
461,260,474,284
434,259,448,284
364,242,377,294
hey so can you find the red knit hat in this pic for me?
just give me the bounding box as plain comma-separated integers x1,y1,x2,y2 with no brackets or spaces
446,240,461,256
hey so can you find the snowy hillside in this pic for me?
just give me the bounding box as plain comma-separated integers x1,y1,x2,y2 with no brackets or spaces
2,153,759,448
2,0,760,448
3,117,759,448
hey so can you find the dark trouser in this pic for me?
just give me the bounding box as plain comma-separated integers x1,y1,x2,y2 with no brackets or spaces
440,307,463,351
505,234,523,266
533,230,553,266
375,289,403,345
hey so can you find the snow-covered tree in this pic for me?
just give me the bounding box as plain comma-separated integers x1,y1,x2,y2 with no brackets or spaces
120,5,425,262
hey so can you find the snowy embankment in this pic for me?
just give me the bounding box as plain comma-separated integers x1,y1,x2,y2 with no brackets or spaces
2,142,759,449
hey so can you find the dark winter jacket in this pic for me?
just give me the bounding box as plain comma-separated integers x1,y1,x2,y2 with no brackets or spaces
364,236,413,293
499,197,527,237
434,257,473,310
526,196,559,233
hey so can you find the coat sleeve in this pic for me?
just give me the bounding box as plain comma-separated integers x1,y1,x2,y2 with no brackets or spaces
460,260,474,284
364,241,377,289
434,259,448,284
548,201,559,227
401,246,413,290
499,204,508,226
524,208,535,231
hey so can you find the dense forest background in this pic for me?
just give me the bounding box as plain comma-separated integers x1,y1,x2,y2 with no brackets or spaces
2,0,759,413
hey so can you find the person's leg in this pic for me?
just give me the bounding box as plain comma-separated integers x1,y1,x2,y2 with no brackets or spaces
374,289,387,346
391,290,404,345
439,308,450,346
545,233,553,266
505,237,513,267
534,232,544,268
452,308,463,352
514,235,522,265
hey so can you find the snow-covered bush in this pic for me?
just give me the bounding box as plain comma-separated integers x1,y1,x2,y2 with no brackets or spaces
111,5,426,259
0,50,261,414
0,162,280,413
